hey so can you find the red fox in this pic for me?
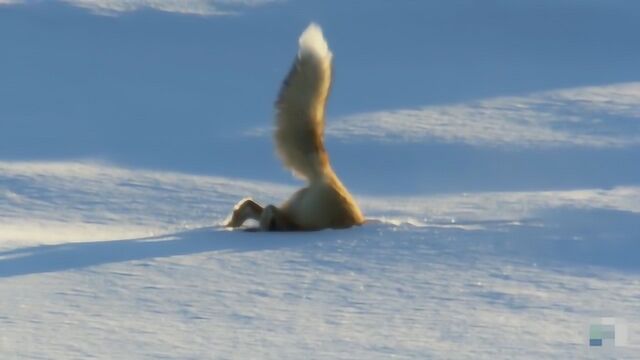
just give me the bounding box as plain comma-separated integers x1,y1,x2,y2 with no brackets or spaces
225,23,364,231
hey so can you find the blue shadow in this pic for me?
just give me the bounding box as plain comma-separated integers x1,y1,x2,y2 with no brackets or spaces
0,227,307,278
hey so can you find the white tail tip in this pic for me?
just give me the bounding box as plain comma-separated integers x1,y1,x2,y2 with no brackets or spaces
298,23,332,60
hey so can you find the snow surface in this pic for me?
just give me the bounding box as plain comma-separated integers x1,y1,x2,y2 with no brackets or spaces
1,1,640,359
1,161,639,359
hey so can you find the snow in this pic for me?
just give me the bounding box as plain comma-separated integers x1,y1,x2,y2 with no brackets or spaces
326,82,640,148
1,161,639,358
1,1,640,358
2,0,279,16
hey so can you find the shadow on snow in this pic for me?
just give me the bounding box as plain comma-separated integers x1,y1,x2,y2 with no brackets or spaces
0,209,638,278
0,227,310,278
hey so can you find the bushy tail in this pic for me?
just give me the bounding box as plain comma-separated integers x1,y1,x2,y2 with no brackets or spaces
274,23,333,181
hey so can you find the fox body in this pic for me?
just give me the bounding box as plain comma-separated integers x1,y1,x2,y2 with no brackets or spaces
225,24,364,231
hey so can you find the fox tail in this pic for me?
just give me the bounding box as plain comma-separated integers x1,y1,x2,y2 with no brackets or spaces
274,23,333,182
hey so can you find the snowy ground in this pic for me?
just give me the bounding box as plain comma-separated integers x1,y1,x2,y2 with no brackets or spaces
1,161,639,359
2,1,640,359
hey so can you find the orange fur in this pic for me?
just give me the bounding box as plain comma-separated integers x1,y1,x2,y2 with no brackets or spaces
225,23,364,231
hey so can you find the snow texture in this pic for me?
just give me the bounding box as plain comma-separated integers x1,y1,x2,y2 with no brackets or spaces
1,161,639,359
1,0,279,16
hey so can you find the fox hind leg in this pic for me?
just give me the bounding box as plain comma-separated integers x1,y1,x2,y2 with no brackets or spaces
226,199,296,231
225,198,264,228
259,205,298,231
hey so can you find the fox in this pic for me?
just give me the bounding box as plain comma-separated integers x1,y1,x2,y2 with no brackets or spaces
225,23,365,231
